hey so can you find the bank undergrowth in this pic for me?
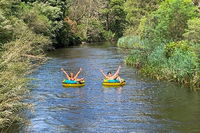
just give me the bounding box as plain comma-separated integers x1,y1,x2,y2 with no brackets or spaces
1,0,200,129
117,0,200,89
118,36,200,89
0,0,60,129
0,18,51,128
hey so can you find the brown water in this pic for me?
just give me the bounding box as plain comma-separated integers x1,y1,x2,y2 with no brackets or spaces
5,43,200,133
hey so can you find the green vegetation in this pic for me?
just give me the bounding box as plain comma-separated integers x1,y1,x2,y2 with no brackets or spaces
118,0,200,89
68,0,127,41
0,0,82,128
117,36,146,49
123,0,163,35
1,0,200,129
0,0,128,128
0,0,52,128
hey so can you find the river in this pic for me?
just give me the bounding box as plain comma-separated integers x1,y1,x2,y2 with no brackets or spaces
8,43,200,133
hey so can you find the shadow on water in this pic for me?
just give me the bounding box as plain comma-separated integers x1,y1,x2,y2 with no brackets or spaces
6,42,200,133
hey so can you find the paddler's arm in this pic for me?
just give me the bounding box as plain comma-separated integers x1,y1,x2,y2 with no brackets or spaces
100,69,108,78
74,68,82,79
61,68,70,80
113,65,121,77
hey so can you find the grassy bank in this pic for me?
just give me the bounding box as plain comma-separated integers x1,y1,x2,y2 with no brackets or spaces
117,0,200,89
0,0,126,128
0,1,59,129
118,36,200,89
0,20,51,128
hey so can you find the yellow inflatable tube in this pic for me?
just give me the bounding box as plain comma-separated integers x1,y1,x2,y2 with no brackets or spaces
102,79,126,86
62,80,85,87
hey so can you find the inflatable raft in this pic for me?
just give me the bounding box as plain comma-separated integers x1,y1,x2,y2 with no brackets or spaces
62,80,85,87
102,79,126,86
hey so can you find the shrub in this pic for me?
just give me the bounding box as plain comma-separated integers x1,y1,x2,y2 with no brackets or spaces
184,18,200,44
0,10,13,44
141,0,198,43
125,50,145,68
86,18,105,42
164,41,190,58
168,49,198,81
122,39,200,87
0,17,51,128
102,30,115,42
117,36,145,49
183,18,200,56
22,9,51,36
143,42,199,85
147,45,167,67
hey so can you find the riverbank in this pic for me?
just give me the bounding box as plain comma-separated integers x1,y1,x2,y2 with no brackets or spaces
0,30,50,129
0,1,53,129
117,36,200,90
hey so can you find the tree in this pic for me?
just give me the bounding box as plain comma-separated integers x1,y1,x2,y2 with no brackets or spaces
141,0,198,43
20,0,80,47
68,0,126,41
68,0,109,41
123,0,163,35
183,18,200,56
184,18,200,44
0,10,13,44
100,0,126,38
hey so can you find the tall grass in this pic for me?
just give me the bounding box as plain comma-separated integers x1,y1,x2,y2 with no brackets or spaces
117,36,146,49
0,21,51,128
119,36,200,89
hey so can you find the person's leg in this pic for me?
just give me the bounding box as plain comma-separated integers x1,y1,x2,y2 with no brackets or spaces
112,75,122,82
113,74,119,80
76,78,84,82
116,76,122,82
80,78,84,81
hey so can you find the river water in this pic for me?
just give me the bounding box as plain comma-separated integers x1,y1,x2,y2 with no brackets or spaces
10,43,200,133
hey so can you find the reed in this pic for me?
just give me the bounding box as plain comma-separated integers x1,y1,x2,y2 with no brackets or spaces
0,24,51,128
119,36,200,89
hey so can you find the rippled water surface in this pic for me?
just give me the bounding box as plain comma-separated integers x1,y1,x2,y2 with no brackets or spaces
10,43,200,133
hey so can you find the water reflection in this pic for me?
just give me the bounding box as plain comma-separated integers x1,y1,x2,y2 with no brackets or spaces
102,86,123,94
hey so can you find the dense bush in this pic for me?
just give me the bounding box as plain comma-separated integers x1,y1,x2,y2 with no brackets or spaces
125,49,148,69
183,18,200,56
164,41,190,58
140,0,198,43
118,0,200,88
121,36,200,88
0,17,51,128
19,1,81,47
20,4,51,36
123,0,162,35
0,10,13,44
184,18,200,44
86,18,105,42
144,43,199,85
117,36,145,49
0,1,53,129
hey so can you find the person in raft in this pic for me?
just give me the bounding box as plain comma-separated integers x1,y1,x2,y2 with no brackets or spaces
100,65,122,82
61,68,84,82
